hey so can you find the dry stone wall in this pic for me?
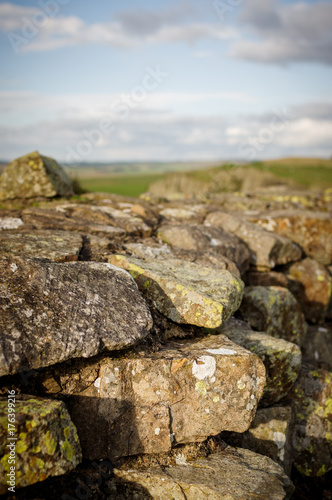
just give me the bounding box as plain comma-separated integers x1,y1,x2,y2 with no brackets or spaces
0,152,332,499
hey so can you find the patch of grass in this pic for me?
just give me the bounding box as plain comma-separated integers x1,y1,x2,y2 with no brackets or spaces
79,173,165,198
253,160,332,189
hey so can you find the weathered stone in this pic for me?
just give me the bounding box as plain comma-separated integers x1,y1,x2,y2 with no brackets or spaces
302,324,332,370
248,210,332,266
157,223,251,274
284,257,332,324
0,230,83,262
125,240,241,276
0,217,24,230
239,286,307,345
0,151,73,200
66,333,265,459
0,395,81,494
109,255,244,328
22,207,126,239
205,211,302,269
222,406,294,475
159,205,207,224
0,258,153,376
112,447,294,499
53,203,152,237
219,318,302,406
289,364,332,477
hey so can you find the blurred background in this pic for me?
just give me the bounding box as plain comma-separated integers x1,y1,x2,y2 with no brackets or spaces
0,0,331,195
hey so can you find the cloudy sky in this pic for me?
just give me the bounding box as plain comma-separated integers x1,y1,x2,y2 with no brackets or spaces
0,0,331,164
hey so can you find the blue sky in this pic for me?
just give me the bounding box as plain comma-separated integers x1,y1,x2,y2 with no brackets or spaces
0,0,331,163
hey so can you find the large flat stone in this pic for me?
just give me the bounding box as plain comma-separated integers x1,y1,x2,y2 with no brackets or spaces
65,333,265,459
0,395,81,494
205,211,302,269
157,223,251,274
239,286,307,345
0,230,83,262
0,258,153,376
109,255,244,328
0,151,73,200
219,318,302,406
112,447,294,499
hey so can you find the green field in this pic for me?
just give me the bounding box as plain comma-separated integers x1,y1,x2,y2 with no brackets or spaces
77,173,165,197
74,158,332,198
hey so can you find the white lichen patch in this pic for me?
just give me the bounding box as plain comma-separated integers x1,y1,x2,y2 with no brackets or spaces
155,428,161,436
192,356,216,380
10,263,18,273
206,348,237,355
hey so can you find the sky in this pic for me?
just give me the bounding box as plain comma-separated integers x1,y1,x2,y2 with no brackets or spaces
0,0,331,164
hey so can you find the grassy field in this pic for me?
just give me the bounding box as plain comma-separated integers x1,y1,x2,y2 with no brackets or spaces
77,173,165,197
74,158,332,198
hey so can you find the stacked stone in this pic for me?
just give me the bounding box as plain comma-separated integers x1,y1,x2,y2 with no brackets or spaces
0,152,331,499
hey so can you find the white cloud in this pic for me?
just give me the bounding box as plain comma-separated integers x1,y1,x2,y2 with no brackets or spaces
230,0,332,65
0,2,236,53
0,89,331,162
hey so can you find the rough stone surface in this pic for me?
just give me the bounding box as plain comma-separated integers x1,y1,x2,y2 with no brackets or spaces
222,406,294,476
239,286,307,345
284,257,332,324
157,223,251,274
109,255,244,328
288,364,332,477
0,151,73,200
0,258,153,376
219,318,302,406
205,211,302,269
66,333,265,459
22,207,126,239
249,210,332,266
113,448,294,499
0,230,83,262
124,240,241,276
301,324,332,370
0,395,81,494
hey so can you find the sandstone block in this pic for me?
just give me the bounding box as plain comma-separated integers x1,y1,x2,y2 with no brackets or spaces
109,255,244,328
0,258,153,376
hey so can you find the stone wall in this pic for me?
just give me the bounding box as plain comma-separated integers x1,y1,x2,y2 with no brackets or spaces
0,152,332,499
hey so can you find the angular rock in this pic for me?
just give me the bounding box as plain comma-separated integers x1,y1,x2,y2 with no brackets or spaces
113,447,294,499
289,365,332,477
125,240,241,277
284,257,332,324
0,230,83,262
66,333,265,459
109,255,244,328
53,203,152,237
239,286,307,345
0,258,153,376
219,318,302,406
22,206,126,239
0,151,73,200
302,324,332,370
222,406,294,476
159,204,207,224
0,395,81,494
248,210,332,266
205,211,302,269
157,223,251,274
